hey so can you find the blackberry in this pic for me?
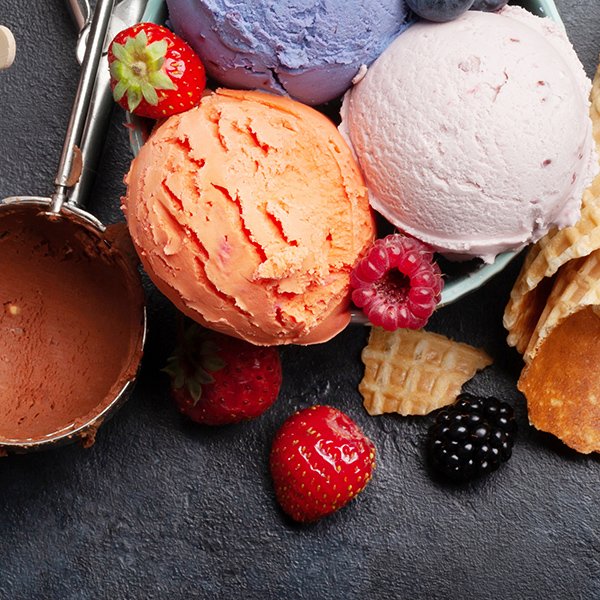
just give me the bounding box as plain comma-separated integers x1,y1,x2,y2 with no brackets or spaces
427,393,517,482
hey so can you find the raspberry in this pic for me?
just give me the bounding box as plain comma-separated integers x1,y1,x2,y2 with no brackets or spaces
427,394,517,482
350,234,444,330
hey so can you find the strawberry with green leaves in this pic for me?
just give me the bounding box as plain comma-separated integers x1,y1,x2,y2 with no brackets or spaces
270,405,376,522
164,324,282,426
108,23,206,119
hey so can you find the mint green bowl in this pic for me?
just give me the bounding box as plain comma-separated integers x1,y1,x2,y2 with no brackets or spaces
129,0,563,309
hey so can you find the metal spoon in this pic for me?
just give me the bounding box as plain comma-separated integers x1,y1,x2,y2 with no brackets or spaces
0,0,146,452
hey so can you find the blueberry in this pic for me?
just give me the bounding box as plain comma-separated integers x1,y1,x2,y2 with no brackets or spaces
406,0,475,22
470,0,509,10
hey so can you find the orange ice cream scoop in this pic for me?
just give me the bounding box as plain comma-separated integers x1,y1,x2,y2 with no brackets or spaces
124,89,374,345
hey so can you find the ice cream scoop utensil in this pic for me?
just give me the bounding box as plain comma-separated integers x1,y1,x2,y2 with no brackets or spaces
68,0,148,207
67,0,91,31
0,0,146,453
51,0,115,213
67,0,92,64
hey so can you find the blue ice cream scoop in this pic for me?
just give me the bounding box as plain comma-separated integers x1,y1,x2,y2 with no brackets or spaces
166,0,410,105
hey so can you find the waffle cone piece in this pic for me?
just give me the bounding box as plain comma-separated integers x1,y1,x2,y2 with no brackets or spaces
524,249,600,361
504,61,600,356
518,250,600,453
359,327,492,416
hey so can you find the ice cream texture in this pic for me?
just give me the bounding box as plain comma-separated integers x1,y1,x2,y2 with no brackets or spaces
124,89,374,345
340,7,598,262
165,0,409,106
0,207,144,445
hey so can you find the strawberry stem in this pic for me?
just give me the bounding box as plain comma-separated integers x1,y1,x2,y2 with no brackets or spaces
110,30,176,112
131,61,147,78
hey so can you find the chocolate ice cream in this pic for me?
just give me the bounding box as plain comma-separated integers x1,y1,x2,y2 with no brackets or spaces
0,205,145,446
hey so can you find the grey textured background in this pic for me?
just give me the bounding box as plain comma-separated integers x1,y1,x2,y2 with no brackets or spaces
0,1,599,598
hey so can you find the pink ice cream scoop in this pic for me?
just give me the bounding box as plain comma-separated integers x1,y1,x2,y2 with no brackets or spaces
340,7,598,262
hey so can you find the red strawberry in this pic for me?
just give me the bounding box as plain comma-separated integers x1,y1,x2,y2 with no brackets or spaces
108,23,206,119
164,324,282,426
270,405,376,522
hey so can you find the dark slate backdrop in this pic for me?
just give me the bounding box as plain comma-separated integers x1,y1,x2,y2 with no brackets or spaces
0,1,598,598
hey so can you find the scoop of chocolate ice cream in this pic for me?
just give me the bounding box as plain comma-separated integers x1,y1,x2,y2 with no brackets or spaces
0,205,144,447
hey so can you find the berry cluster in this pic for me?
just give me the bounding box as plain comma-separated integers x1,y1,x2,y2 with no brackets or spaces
428,393,517,481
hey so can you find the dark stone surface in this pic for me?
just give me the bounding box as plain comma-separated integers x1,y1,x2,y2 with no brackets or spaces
0,1,598,598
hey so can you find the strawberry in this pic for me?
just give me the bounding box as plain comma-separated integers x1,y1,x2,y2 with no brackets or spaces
270,405,376,522
108,23,206,119
163,324,282,426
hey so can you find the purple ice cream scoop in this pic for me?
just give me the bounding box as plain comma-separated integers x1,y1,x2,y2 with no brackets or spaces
166,0,410,105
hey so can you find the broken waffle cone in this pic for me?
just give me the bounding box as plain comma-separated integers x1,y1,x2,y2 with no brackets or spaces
504,60,600,355
524,249,600,363
518,250,600,453
359,327,492,416
503,243,556,355
504,155,600,356
519,306,600,454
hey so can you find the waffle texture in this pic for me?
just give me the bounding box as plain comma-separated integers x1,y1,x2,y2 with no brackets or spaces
518,250,600,453
359,328,492,416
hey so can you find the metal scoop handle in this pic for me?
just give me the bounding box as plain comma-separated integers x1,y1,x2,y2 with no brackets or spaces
66,0,91,31
67,0,92,65
51,0,115,214
67,0,148,208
